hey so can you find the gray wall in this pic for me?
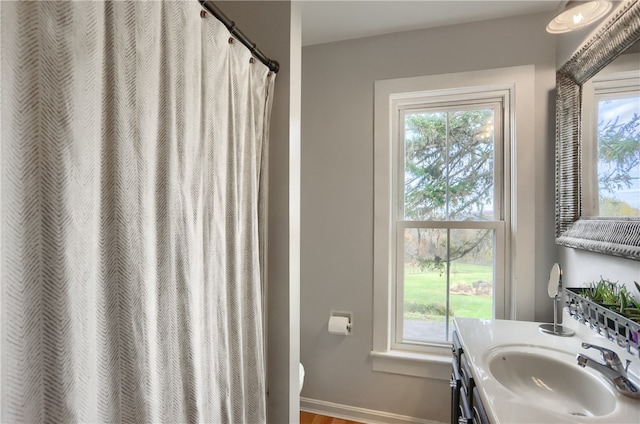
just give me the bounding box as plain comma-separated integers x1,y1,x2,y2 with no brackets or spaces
301,12,557,422
216,2,302,422
559,248,640,287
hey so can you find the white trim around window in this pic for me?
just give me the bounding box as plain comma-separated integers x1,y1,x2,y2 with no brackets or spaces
372,65,536,378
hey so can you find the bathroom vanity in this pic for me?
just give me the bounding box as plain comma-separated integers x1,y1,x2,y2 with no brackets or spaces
451,330,490,424
451,314,640,423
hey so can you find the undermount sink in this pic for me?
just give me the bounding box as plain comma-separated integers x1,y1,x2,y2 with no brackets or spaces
487,346,617,417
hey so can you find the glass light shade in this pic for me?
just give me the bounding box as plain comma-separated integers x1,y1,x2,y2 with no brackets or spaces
546,1,612,34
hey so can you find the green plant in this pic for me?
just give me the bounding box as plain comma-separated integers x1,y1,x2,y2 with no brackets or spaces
627,282,640,316
633,282,640,309
580,278,640,317
581,278,615,303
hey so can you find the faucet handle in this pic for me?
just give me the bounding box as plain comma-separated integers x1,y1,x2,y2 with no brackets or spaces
581,342,622,367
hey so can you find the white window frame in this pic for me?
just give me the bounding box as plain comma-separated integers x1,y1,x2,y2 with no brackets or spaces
372,66,536,379
393,97,506,349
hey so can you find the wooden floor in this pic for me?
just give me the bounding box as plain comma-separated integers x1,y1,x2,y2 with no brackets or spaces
300,411,363,424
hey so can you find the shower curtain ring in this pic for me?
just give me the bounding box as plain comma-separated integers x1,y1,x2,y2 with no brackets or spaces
200,10,207,18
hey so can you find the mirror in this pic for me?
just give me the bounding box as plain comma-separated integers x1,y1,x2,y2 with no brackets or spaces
547,262,562,298
555,0,640,259
540,263,574,336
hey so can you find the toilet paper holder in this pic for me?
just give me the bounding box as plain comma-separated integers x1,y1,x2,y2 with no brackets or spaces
328,311,352,335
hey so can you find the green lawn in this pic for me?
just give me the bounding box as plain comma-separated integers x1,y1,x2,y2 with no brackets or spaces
404,263,493,320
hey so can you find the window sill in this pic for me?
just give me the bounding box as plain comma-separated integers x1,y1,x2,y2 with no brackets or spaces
370,349,452,380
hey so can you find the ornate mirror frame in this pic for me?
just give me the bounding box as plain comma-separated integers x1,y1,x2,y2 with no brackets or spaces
555,0,640,259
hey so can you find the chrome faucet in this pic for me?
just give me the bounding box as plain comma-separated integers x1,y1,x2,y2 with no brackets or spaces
577,342,640,399
581,343,629,374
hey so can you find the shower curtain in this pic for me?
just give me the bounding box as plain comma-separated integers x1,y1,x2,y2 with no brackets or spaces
1,1,274,422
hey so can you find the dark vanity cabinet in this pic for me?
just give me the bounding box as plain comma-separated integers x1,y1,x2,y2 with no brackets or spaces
451,331,490,424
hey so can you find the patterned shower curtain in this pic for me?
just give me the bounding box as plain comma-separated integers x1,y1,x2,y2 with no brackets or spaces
1,1,274,422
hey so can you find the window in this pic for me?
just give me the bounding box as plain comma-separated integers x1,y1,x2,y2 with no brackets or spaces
372,66,535,379
396,100,505,347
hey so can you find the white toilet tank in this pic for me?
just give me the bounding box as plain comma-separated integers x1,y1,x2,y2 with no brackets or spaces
299,362,305,394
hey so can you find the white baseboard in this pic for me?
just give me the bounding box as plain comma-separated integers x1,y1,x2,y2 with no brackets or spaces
300,397,446,424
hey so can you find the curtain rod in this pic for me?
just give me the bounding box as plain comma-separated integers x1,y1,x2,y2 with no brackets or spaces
198,0,280,73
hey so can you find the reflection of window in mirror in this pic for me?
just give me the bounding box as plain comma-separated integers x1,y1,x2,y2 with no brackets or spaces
582,49,640,218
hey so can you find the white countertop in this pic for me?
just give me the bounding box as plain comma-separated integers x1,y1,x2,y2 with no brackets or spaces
454,312,640,423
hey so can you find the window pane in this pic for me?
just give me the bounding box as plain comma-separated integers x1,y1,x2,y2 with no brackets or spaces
402,228,448,342
402,228,494,343
448,228,494,340
404,112,447,220
597,95,640,217
448,110,495,220
403,108,495,221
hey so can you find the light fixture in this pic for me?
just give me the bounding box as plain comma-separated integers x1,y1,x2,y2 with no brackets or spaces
546,1,612,34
